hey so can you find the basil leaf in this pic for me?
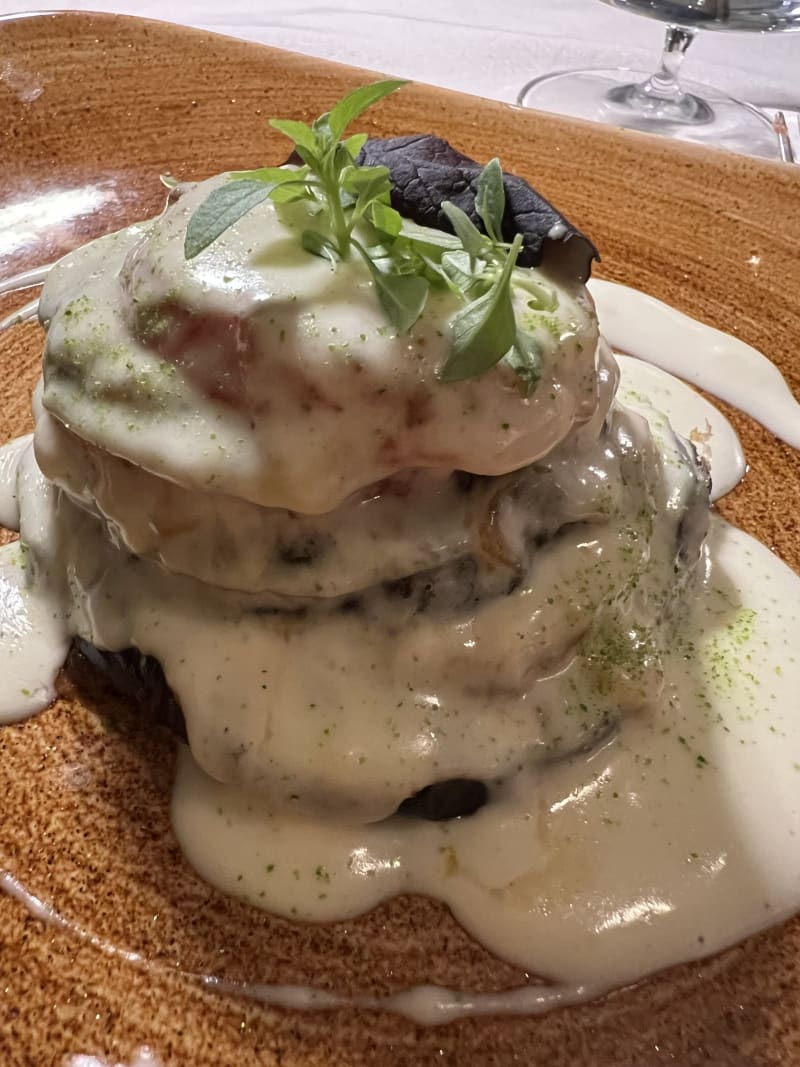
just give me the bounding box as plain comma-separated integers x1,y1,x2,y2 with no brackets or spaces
343,166,392,215
302,229,341,267
343,132,368,159
441,202,484,260
292,141,323,173
184,180,273,259
231,165,309,184
332,142,356,174
399,218,461,251
505,329,542,395
475,157,505,243
369,201,402,237
388,247,426,276
312,111,333,147
355,245,428,334
364,243,391,260
358,193,393,225
269,184,312,204
373,271,429,334
342,164,391,194
327,79,407,142
269,118,320,154
439,234,522,382
185,87,408,278
439,283,515,382
441,250,480,292
419,254,461,294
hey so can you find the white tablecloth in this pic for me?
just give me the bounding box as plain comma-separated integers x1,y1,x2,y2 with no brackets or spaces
1,2,798,134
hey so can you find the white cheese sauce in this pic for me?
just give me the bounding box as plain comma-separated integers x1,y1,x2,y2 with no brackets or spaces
173,516,800,1006
0,539,69,722
1,260,800,1021
615,355,745,502
590,278,800,452
0,437,70,723
38,181,601,514
0,433,29,529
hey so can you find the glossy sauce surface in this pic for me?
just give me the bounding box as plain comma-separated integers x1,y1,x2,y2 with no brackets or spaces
39,178,600,514
28,187,709,827
1,199,799,1021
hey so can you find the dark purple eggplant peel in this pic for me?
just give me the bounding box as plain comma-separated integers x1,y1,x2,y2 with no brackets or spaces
357,134,599,282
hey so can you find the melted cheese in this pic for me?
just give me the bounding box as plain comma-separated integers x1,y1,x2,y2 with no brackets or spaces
39,177,600,514
1,189,799,1025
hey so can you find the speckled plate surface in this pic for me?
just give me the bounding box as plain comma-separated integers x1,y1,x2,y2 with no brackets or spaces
1,12,800,1066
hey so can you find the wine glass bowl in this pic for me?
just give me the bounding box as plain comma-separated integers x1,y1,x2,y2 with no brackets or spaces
601,0,800,32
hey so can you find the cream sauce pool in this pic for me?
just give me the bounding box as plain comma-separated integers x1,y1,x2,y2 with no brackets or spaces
174,514,800,1002
1,276,800,1022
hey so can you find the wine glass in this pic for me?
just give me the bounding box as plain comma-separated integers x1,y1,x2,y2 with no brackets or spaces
518,0,800,158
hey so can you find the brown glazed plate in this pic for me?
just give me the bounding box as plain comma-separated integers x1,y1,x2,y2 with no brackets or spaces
1,11,800,1066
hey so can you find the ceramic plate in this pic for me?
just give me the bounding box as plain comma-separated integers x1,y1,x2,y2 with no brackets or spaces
1,12,799,1066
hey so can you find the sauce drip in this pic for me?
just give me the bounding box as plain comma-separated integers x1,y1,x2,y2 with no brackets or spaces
590,278,800,451
173,517,800,1004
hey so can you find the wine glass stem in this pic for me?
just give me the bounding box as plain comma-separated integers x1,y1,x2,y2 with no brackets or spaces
613,22,712,123
640,25,695,102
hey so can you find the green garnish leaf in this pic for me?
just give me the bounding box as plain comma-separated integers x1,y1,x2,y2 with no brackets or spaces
441,201,484,260
333,142,356,174
363,242,391,261
418,253,461,294
475,157,505,243
302,229,341,267
343,165,393,224
369,201,403,237
269,183,313,204
352,238,429,333
184,180,274,259
342,132,368,159
342,164,391,194
291,141,324,173
439,234,522,382
230,165,309,184
327,79,408,142
398,218,461,251
441,250,480,292
371,268,430,334
183,82,546,389
505,329,543,395
268,118,319,153
440,284,515,382
312,111,333,142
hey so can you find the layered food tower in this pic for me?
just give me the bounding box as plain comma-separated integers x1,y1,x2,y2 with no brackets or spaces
26,135,710,829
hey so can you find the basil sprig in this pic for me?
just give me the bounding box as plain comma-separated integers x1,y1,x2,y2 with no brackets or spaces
184,78,405,260
183,81,544,390
435,159,540,386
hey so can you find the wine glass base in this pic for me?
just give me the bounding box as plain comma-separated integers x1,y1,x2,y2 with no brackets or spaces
605,81,714,125
517,68,777,159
